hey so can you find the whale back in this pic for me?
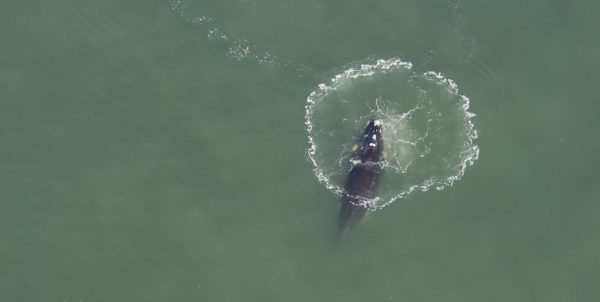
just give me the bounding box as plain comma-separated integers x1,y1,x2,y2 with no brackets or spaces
337,119,384,239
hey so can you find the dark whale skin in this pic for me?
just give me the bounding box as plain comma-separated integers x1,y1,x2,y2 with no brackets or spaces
337,120,384,238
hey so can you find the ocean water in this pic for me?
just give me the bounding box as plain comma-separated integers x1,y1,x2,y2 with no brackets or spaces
1,1,599,301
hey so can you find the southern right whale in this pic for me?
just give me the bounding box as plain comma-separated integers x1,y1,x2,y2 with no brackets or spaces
337,119,384,238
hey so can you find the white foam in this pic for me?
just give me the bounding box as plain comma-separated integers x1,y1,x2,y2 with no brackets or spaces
169,0,304,70
305,58,479,210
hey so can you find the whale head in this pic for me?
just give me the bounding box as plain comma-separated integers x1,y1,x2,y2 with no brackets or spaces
358,119,383,163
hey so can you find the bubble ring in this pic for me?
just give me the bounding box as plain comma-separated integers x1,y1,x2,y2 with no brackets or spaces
305,58,479,209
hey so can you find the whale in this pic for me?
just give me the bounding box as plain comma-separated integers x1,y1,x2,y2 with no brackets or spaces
337,119,384,238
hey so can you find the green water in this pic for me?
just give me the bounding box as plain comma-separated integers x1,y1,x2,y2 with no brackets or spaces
2,1,599,301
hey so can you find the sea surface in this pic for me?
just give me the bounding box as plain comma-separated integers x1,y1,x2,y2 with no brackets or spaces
2,1,599,301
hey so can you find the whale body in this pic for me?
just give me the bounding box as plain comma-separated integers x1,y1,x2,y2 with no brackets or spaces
337,120,384,238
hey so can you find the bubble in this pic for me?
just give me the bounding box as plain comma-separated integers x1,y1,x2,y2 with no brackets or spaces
305,58,479,209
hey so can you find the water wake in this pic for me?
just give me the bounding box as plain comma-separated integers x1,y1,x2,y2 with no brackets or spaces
169,3,480,210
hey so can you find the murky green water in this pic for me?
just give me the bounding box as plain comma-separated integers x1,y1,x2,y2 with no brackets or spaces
2,1,599,301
